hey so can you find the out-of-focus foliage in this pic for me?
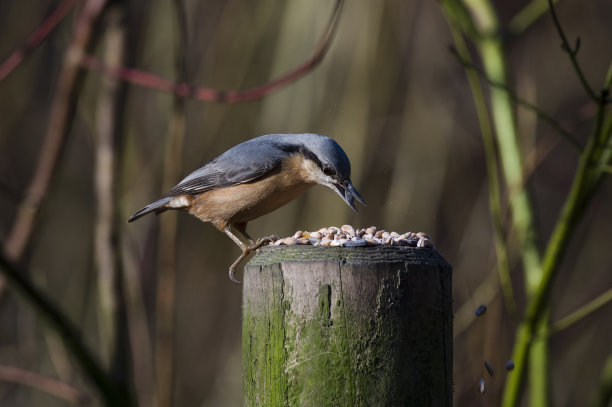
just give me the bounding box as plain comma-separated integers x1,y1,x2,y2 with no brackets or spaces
0,0,611,406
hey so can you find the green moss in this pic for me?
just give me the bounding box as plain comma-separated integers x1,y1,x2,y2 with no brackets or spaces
243,248,453,406
284,281,356,406
242,264,288,406
248,246,446,267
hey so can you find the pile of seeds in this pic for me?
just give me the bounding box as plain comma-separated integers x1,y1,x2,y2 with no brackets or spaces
268,225,434,248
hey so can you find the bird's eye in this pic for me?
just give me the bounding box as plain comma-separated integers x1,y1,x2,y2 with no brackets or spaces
323,167,335,176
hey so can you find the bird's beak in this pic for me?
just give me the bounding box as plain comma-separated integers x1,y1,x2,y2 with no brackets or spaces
332,179,367,214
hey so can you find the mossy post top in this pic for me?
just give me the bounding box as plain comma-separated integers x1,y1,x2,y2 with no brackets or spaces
247,245,450,267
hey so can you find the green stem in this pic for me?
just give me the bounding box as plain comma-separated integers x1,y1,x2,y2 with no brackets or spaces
501,323,532,407
442,2,610,406
449,48,580,151
458,0,543,293
526,108,605,325
478,37,543,292
591,352,612,407
529,314,550,407
443,13,517,316
592,62,612,178
508,0,560,36
548,287,612,336
503,90,608,406
449,1,546,405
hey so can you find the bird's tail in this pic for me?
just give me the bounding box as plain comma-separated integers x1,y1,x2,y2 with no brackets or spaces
127,197,174,222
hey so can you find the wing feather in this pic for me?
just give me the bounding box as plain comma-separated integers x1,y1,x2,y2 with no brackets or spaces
163,138,285,197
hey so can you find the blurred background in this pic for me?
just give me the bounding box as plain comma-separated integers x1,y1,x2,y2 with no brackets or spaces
1,0,612,405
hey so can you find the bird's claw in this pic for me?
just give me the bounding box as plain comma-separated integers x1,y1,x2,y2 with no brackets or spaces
253,236,274,247
228,237,274,283
228,254,246,284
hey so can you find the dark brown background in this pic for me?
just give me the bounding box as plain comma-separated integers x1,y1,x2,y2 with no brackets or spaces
1,0,611,405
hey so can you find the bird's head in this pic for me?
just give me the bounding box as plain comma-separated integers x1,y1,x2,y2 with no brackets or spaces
287,134,367,214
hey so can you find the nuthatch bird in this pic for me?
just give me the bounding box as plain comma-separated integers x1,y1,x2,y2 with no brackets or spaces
128,133,366,282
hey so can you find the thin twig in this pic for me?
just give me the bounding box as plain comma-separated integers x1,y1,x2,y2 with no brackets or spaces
450,46,581,151
592,64,612,179
0,365,91,405
79,0,344,103
547,0,598,101
4,0,109,261
0,0,80,81
534,287,612,339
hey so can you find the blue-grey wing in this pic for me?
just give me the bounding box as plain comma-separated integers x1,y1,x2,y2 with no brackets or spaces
163,139,284,197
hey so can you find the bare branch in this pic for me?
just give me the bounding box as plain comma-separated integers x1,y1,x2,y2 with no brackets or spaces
3,0,108,261
0,0,80,82
547,0,598,101
0,251,130,405
79,0,344,103
0,365,91,405
449,46,582,151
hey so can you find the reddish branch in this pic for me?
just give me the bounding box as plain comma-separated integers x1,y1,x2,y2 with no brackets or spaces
0,365,90,404
80,0,344,103
0,0,80,81
2,0,343,259
2,0,343,101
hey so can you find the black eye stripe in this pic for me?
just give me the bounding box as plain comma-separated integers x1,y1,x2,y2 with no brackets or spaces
278,144,324,169
277,143,341,178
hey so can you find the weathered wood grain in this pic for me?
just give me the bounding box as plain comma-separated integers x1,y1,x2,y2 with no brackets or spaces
242,246,452,407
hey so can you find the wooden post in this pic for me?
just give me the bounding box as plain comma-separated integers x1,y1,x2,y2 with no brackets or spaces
242,246,452,406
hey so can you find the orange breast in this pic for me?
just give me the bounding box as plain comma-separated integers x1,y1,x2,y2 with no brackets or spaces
188,155,316,230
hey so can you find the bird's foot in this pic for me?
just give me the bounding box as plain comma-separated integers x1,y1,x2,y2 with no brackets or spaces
228,237,274,284
228,253,247,284
252,236,275,248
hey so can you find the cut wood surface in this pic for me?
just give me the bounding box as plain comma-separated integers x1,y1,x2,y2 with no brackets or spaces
242,246,452,407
